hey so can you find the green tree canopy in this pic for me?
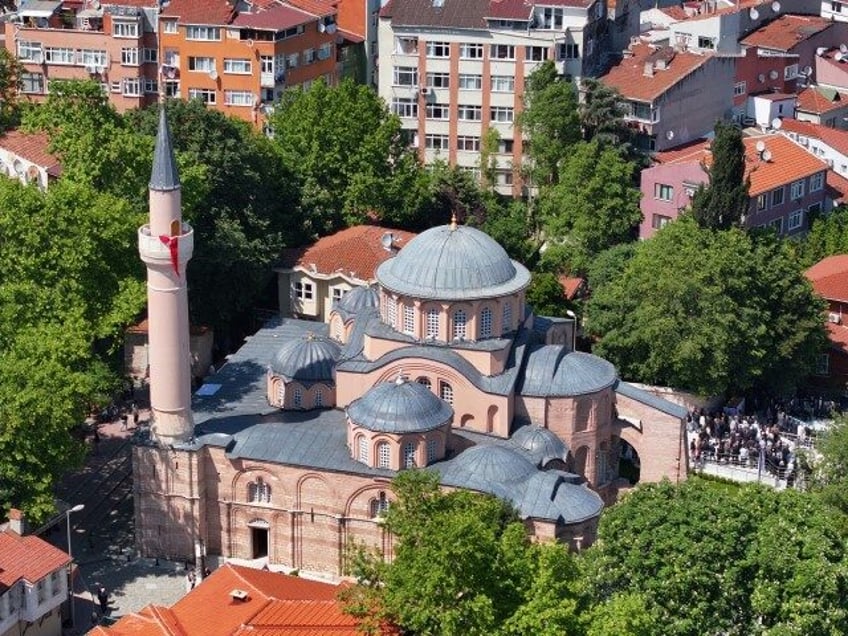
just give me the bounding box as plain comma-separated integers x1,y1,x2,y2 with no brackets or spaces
0,49,23,131
803,414,848,516
585,216,826,396
526,272,572,317
578,78,631,152
690,121,749,230
795,205,848,268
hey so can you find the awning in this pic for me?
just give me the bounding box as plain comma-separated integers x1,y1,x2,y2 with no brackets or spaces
18,0,61,17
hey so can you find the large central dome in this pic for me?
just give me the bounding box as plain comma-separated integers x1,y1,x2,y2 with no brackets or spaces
376,223,531,300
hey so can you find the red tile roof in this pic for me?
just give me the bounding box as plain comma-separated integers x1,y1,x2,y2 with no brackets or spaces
806,255,848,302
0,531,71,593
740,15,831,51
485,0,532,20
102,0,159,8
160,0,236,24
285,0,335,18
684,0,769,22
659,5,688,20
600,43,712,102
278,225,416,282
827,170,848,205
826,320,848,354
233,2,314,28
0,129,61,177
780,118,848,157
796,86,848,116
557,275,585,300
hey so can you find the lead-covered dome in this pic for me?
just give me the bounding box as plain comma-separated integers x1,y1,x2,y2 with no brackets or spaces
511,425,569,465
376,223,531,300
270,335,340,382
439,445,537,494
347,378,453,434
335,285,379,315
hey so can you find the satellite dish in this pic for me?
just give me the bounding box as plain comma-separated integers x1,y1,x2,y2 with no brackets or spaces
758,73,766,82
756,140,766,152
817,47,827,57
380,232,394,251
12,160,23,176
749,7,759,19
803,65,813,76
769,69,779,80
209,69,218,80
761,149,772,162
841,43,847,54
771,0,780,11
837,52,844,62
772,117,782,130
666,130,675,140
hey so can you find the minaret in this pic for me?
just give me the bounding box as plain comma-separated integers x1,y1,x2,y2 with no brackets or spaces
139,109,195,446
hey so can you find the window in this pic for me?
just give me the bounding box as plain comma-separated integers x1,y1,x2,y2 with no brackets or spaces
784,64,798,80
426,41,450,58
186,26,221,40
395,37,419,55
36,580,46,604
357,436,368,462
733,81,746,96
453,309,467,340
629,101,659,122
541,7,564,29
525,46,547,61
120,47,139,66
502,302,512,333
45,47,74,64
426,72,450,88
224,58,252,74
392,98,418,118
490,44,515,60
315,389,323,407
426,438,438,463
490,106,514,123
377,442,391,468
425,134,449,150
457,136,480,152
426,308,440,338
458,73,482,90
417,376,432,390
370,491,390,517
809,202,822,218
113,20,139,38
393,66,418,86
497,170,513,186
123,77,141,96
559,43,579,59
50,570,61,596
491,75,514,92
188,88,216,104
164,79,180,98
248,478,271,503
403,442,416,468
654,183,673,201
144,78,158,94
403,305,414,334
425,103,450,120
20,73,44,94
499,139,514,154
757,193,768,211
386,296,397,327
295,281,313,300
771,186,785,206
810,172,824,192
262,56,274,73
460,43,483,59
697,36,715,49
143,48,158,63
770,217,784,234
225,90,254,106
188,56,214,72
285,53,299,69
439,381,453,404
163,19,178,33
17,41,42,63
303,48,315,64
480,307,493,338
652,214,671,230
317,43,332,60
790,179,805,200
293,386,303,408
457,104,482,121
80,49,108,66
788,209,804,231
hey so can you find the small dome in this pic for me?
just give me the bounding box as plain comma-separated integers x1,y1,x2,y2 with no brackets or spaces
335,285,379,315
376,224,531,301
440,445,537,492
511,425,569,465
347,378,453,434
270,335,340,382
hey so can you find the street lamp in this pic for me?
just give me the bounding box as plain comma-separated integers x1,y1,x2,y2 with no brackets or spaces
565,310,577,352
65,504,85,628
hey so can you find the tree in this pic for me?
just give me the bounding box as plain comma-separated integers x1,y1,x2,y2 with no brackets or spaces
804,414,848,516
585,216,826,397
584,243,637,293
482,199,539,265
796,205,848,268
526,272,572,317
0,49,23,131
690,121,749,230
578,78,631,152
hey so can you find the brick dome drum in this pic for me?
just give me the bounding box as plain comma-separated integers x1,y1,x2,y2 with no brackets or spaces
269,335,340,382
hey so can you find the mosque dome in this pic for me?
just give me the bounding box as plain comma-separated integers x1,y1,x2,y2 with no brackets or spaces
269,335,340,382
335,285,379,315
520,347,617,397
439,445,537,491
511,425,569,465
375,223,531,300
347,378,453,434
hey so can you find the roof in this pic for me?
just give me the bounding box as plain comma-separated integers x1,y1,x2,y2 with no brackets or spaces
93,564,356,636
510,424,568,465
284,0,335,18
269,334,340,382
659,5,688,20
0,129,61,177
0,531,71,593
683,0,772,23
347,378,453,434
827,169,848,205
232,2,314,28
160,0,235,24
277,225,416,283
376,223,531,301
150,108,180,192
780,118,848,157
740,15,831,52
826,320,848,355
557,275,585,300
806,255,848,302
796,86,848,116
518,347,617,397
600,43,713,103
380,0,490,28
614,380,689,418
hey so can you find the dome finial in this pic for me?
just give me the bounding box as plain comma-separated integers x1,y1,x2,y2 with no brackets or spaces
395,369,405,385
450,212,458,231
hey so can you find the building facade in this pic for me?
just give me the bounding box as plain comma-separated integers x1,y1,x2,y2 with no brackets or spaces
806,255,848,394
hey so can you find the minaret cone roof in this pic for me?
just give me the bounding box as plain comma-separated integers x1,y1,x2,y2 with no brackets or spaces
149,108,180,191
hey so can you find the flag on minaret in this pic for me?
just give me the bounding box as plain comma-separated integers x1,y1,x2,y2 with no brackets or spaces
159,234,180,276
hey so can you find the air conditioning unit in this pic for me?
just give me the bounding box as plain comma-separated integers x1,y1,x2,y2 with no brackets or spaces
85,64,96,74
829,312,842,324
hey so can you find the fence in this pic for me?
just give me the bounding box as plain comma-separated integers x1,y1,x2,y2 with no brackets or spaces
692,451,794,491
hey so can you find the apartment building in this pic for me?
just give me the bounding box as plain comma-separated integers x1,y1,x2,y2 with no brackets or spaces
377,0,608,195
796,85,848,128
3,0,160,110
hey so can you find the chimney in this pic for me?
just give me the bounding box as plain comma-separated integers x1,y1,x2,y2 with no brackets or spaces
643,61,655,77
8,508,28,535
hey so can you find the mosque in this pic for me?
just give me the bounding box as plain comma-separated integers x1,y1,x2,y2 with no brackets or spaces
133,112,689,576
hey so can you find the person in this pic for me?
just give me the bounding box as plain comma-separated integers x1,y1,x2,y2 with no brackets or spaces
120,413,128,431
97,587,109,615
132,403,139,428
187,570,196,590
92,429,101,454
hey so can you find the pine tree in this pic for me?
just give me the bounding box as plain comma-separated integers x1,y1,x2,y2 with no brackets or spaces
690,121,749,230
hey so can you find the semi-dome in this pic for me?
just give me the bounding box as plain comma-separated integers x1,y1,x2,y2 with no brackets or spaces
376,223,531,300
347,378,453,434
335,285,379,315
269,334,340,382
519,347,617,397
511,425,569,465
439,445,537,492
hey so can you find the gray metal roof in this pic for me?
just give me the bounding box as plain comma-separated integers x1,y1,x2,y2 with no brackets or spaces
376,224,531,301
334,285,379,319
614,380,689,419
269,335,340,382
519,346,617,397
347,378,453,433
511,424,569,466
149,108,180,191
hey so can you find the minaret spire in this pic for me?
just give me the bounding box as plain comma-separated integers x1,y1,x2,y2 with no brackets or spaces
150,107,180,192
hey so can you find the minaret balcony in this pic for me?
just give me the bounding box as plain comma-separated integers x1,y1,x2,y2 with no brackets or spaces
138,223,194,264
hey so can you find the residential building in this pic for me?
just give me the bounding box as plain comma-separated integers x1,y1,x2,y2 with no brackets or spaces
795,84,848,128
334,0,379,84
815,46,848,93
822,0,848,23
600,41,735,152
805,255,848,393
377,0,609,195
0,129,61,189
780,117,848,179
3,0,161,110
91,563,361,635
275,224,416,322
0,510,72,636
733,44,797,121
639,133,828,238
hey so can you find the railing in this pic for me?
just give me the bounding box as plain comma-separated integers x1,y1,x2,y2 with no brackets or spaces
138,224,194,262
692,451,795,490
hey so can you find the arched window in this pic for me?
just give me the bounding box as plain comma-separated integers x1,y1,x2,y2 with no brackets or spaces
416,376,432,391
369,491,390,518
333,319,342,341
453,309,467,340
403,442,416,468
480,307,493,339
387,296,398,328
314,388,323,407
276,381,285,407
426,308,440,339
439,381,453,405
426,438,438,464
377,441,391,468
248,477,271,503
357,435,368,463
293,386,303,408
403,305,415,335
502,302,512,334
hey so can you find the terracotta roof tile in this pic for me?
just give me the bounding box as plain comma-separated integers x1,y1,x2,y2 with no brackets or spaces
0,531,71,593
740,15,831,51
557,275,585,300
485,0,532,20
285,0,335,18
827,170,848,205
160,0,236,24
796,85,848,116
684,0,769,22
232,2,315,28
652,138,710,164
277,225,416,282
0,129,61,176
600,43,712,103
659,5,688,20
806,254,848,302
381,0,489,28
780,118,848,157
102,0,159,8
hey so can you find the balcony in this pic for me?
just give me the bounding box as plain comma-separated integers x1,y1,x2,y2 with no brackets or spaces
138,224,194,266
